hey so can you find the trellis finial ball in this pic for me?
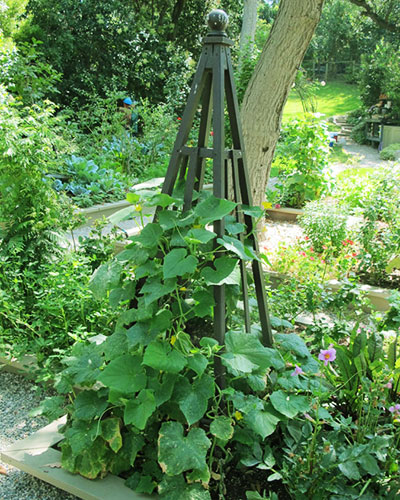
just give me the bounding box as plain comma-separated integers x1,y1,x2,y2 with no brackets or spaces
207,9,229,32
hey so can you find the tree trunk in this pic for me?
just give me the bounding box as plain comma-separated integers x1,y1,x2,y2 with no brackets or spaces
239,0,259,55
241,0,325,208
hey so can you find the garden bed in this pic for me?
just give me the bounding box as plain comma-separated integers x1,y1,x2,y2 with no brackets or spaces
265,270,392,312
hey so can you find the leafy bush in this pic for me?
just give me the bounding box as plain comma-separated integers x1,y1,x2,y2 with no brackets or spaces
0,251,116,368
333,167,376,212
357,172,400,284
380,143,400,161
266,116,332,208
0,89,73,270
299,200,350,254
19,0,196,108
54,155,128,208
0,35,61,105
359,40,400,121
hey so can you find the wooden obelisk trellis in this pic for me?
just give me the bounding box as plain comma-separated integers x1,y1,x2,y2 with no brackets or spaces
159,10,273,368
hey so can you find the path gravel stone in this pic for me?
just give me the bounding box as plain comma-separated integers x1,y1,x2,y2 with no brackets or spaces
331,141,394,174
0,371,78,500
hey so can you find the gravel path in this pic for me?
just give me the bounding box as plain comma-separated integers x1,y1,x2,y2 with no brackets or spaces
331,142,393,174
0,371,78,500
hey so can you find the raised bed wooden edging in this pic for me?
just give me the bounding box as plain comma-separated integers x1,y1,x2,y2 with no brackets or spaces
76,178,165,228
265,207,303,222
0,354,37,377
0,418,150,500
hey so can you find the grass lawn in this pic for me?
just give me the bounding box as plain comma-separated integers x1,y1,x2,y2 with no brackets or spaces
283,80,361,121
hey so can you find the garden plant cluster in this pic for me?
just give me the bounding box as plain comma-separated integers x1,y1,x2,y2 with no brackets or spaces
1,12,400,500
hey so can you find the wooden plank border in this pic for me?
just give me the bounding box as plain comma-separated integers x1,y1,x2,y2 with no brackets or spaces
1,418,152,500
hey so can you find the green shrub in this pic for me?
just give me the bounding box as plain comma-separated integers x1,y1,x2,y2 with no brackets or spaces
299,200,350,254
0,89,73,270
333,167,376,212
380,143,400,161
266,115,332,208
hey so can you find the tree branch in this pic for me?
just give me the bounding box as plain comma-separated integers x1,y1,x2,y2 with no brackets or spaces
347,0,398,32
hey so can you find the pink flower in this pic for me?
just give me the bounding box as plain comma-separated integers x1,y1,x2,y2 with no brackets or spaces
275,203,281,209
318,344,336,366
291,365,304,376
210,131,214,136
388,404,400,416
310,256,315,261
385,382,393,389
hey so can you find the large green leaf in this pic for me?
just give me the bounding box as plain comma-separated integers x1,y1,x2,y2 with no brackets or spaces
163,248,198,279
62,437,112,479
158,422,211,475
98,354,147,394
357,453,380,476
116,245,149,265
142,277,177,306
135,223,163,249
222,331,284,374
210,416,234,441
244,406,281,439
74,390,108,421
217,235,258,261
102,330,128,361
275,333,311,358
200,257,239,285
175,374,215,426
110,432,145,475
101,418,122,453
158,210,180,230
269,390,309,418
134,259,159,279
187,353,209,376
63,344,103,386
89,260,122,300
143,341,187,374
194,195,236,224
158,475,211,500
64,420,99,455
192,289,215,317
127,322,156,348
338,461,361,480
185,228,216,244
147,373,177,407
124,389,157,430
147,193,178,208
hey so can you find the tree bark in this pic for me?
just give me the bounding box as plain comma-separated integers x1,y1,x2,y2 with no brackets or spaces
241,0,324,208
239,0,259,55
